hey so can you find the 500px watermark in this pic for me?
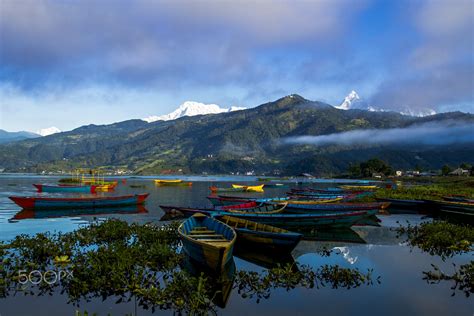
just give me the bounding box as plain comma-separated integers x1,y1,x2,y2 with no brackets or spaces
17,269,73,285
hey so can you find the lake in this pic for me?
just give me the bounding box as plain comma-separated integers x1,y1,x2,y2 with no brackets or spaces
0,175,472,315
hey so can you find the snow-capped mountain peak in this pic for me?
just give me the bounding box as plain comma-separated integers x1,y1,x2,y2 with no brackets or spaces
336,90,360,110
37,126,61,136
334,90,436,117
143,101,246,123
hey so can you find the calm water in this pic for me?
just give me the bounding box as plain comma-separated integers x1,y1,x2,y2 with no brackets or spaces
0,175,472,316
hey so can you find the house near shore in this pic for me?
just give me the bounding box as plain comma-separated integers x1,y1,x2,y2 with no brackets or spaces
449,168,470,176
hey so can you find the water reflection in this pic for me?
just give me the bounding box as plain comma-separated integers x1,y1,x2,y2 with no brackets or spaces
234,246,297,270
10,205,148,221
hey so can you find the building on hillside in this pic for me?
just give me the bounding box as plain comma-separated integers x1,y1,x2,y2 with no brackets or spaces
449,168,470,176
395,170,403,177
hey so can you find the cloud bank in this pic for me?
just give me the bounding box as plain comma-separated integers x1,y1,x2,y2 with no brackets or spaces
283,121,474,147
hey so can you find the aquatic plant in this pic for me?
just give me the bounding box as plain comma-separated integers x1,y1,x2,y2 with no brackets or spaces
1,219,379,314
397,221,473,259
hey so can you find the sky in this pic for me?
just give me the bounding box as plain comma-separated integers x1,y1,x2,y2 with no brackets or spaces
0,0,473,132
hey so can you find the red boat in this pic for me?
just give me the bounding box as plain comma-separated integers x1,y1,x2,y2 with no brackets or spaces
9,193,149,210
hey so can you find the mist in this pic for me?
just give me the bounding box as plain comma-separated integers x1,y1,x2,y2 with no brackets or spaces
282,121,474,147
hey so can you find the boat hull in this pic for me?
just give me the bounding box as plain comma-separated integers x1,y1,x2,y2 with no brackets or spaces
33,184,96,193
285,202,388,213
179,214,236,271
9,194,149,210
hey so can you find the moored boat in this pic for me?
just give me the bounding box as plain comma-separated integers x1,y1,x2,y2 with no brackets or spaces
216,215,302,252
283,197,342,204
284,202,390,213
208,210,377,229
160,202,287,217
33,184,97,193
155,179,192,186
9,193,149,210
178,213,236,271
339,185,378,190
231,184,264,192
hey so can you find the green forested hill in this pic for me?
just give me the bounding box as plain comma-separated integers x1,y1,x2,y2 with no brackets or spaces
1,95,473,175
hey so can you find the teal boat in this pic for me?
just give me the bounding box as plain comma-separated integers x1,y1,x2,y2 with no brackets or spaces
178,213,237,271
33,183,96,193
216,215,302,252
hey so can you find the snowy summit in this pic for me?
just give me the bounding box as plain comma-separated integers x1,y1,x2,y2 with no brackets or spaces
336,90,360,110
143,101,245,123
37,126,61,136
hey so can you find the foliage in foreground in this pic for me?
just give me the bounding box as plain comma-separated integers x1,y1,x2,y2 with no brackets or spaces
0,219,378,314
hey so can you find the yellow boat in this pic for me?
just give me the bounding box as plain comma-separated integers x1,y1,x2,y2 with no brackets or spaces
155,179,183,184
283,198,342,205
339,185,378,190
231,184,264,192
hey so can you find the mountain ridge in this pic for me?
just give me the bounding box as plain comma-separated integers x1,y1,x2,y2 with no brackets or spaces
0,95,472,175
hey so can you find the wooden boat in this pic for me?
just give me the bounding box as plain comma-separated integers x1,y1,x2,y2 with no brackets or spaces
263,183,288,188
208,210,377,229
231,184,264,192
442,196,474,203
216,215,302,252
178,213,236,271
339,185,377,190
160,203,287,217
284,202,390,213
9,193,149,210
155,179,192,186
375,198,426,209
11,205,148,220
33,184,97,193
159,201,259,216
283,198,342,205
82,180,118,187
210,186,249,193
207,195,289,206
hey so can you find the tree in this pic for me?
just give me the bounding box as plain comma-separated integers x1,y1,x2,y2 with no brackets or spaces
355,158,393,178
441,165,452,176
460,162,472,170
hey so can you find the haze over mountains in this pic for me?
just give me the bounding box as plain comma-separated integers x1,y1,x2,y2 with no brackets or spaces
0,94,472,175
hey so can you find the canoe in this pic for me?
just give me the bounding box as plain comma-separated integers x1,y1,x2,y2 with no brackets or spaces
160,203,287,218
216,215,302,252
82,180,118,187
159,201,259,216
442,196,474,203
210,186,249,193
284,202,390,213
207,195,289,206
155,179,182,183
208,210,377,229
264,183,289,188
155,179,192,186
11,205,148,220
288,192,346,199
339,185,378,190
375,198,426,209
9,193,149,210
33,184,97,193
178,213,236,271
283,198,342,205
231,184,265,192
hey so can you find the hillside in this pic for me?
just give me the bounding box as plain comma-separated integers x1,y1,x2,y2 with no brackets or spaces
0,95,473,175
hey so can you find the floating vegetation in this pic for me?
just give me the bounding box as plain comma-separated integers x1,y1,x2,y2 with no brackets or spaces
0,219,380,314
235,263,379,303
396,221,473,259
423,262,474,297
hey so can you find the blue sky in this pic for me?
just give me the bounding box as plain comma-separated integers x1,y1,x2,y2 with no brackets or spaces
0,0,472,132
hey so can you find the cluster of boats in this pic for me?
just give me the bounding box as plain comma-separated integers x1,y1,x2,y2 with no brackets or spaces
167,184,387,271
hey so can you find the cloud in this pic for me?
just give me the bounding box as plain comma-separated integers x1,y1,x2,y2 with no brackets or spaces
368,0,474,112
282,121,474,147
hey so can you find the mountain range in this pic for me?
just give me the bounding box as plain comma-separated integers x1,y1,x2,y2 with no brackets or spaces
0,94,472,175
0,129,39,144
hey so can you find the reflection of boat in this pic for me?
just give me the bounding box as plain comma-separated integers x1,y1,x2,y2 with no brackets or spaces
178,213,236,271
33,184,97,193
424,200,474,224
183,257,236,308
9,193,149,210
352,215,381,227
12,205,148,220
294,228,366,244
234,247,297,270
216,215,302,252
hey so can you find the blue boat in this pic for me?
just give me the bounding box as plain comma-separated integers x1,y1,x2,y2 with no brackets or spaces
33,183,96,193
284,202,388,213
216,215,302,252
178,213,237,271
